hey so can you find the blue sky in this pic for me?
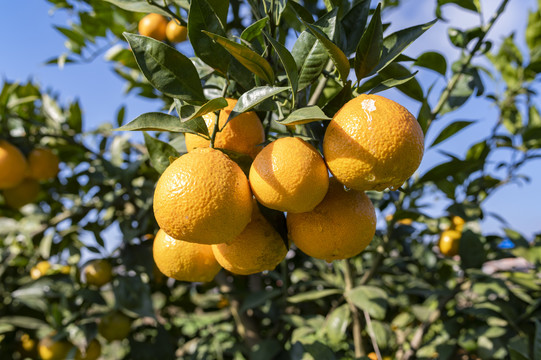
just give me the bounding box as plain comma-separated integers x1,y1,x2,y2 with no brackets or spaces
1,1,539,241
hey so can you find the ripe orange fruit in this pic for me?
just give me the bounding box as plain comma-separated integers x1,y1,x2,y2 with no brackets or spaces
153,147,253,244
98,311,131,342
184,98,265,159
31,260,51,280
83,259,113,287
0,140,28,189
27,148,60,181
249,137,329,213
2,178,40,208
38,336,72,360
166,20,188,43
153,229,222,282
287,178,376,262
323,94,424,191
212,202,288,275
439,229,461,257
74,339,101,360
138,13,168,41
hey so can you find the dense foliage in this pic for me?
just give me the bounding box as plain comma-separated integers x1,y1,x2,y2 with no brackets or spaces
1,0,540,359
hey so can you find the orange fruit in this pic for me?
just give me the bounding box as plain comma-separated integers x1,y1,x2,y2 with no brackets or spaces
38,336,72,360
83,259,113,287
287,178,376,262
249,137,329,213
0,140,28,189
166,20,188,43
2,178,40,208
323,94,424,191
153,229,221,282
138,13,168,41
439,229,461,257
212,202,288,275
184,98,265,159
30,260,51,280
19,333,37,357
74,339,101,360
27,148,60,181
98,311,131,342
451,216,465,231
153,147,252,244
368,353,378,360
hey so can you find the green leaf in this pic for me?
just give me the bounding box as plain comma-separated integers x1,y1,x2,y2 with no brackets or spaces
354,3,383,80
341,0,371,55
188,0,230,75
414,51,447,76
256,202,289,250
287,289,342,304
345,285,388,320
278,106,331,125
178,97,228,123
241,17,269,42
322,81,352,117
143,133,179,174
535,319,541,360
431,120,475,146
459,230,486,269
263,32,299,104
292,9,339,90
324,304,351,346
372,63,423,101
124,33,206,103
0,316,48,330
526,10,541,53
369,70,419,97
103,0,189,14
240,289,282,313
437,0,480,13
203,31,274,84
230,86,289,119
116,112,209,137
207,0,229,26
373,19,437,75
302,21,351,84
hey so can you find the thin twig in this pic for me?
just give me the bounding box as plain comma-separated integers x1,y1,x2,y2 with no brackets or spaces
343,259,365,357
307,60,335,106
363,310,382,360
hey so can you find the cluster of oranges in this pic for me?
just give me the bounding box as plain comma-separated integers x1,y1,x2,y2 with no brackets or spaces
152,95,425,282
24,258,132,359
0,140,59,209
138,13,187,44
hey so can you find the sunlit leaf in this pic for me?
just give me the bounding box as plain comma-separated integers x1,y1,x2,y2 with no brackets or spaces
277,106,331,125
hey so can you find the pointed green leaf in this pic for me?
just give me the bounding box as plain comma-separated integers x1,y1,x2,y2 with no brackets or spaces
414,51,447,76
278,106,331,125
207,0,229,26
103,0,188,15
287,289,342,304
188,0,230,75
124,33,206,102
526,10,541,53
373,63,423,101
345,286,388,320
354,3,382,80
116,112,209,137
178,97,228,123
373,19,437,75
431,120,475,146
292,9,339,90
325,304,351,346
459,230,486,269
322,81,352,117
303,21,350,84
144,132,180,174
369,70,419,96
437,0,480,13
241,17,269,42
230,86,289,119
263,32,299,105
341,0,371,55
203,31,274,84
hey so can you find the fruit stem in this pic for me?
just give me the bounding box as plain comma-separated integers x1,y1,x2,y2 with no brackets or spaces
146,0,187,26
210,78,230,148
343,259,365,358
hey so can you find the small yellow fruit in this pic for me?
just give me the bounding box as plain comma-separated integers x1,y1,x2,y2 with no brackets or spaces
439,230,461,257
98,311,131,342
287,178,376,262
249,137,329,213
212,203,288,275
2,178,40,208
138,13,168,41
38,336,72,360
323,94,424,191
451,216,465,231
153,229,221,282
0,140,28,189
367,352,377,360
165,20,188,43
31,260,51,280
75,339,101,360
153,147,253,244
83,259,113,287
184,98,265,159
19,333,37,356
27,148,60,181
